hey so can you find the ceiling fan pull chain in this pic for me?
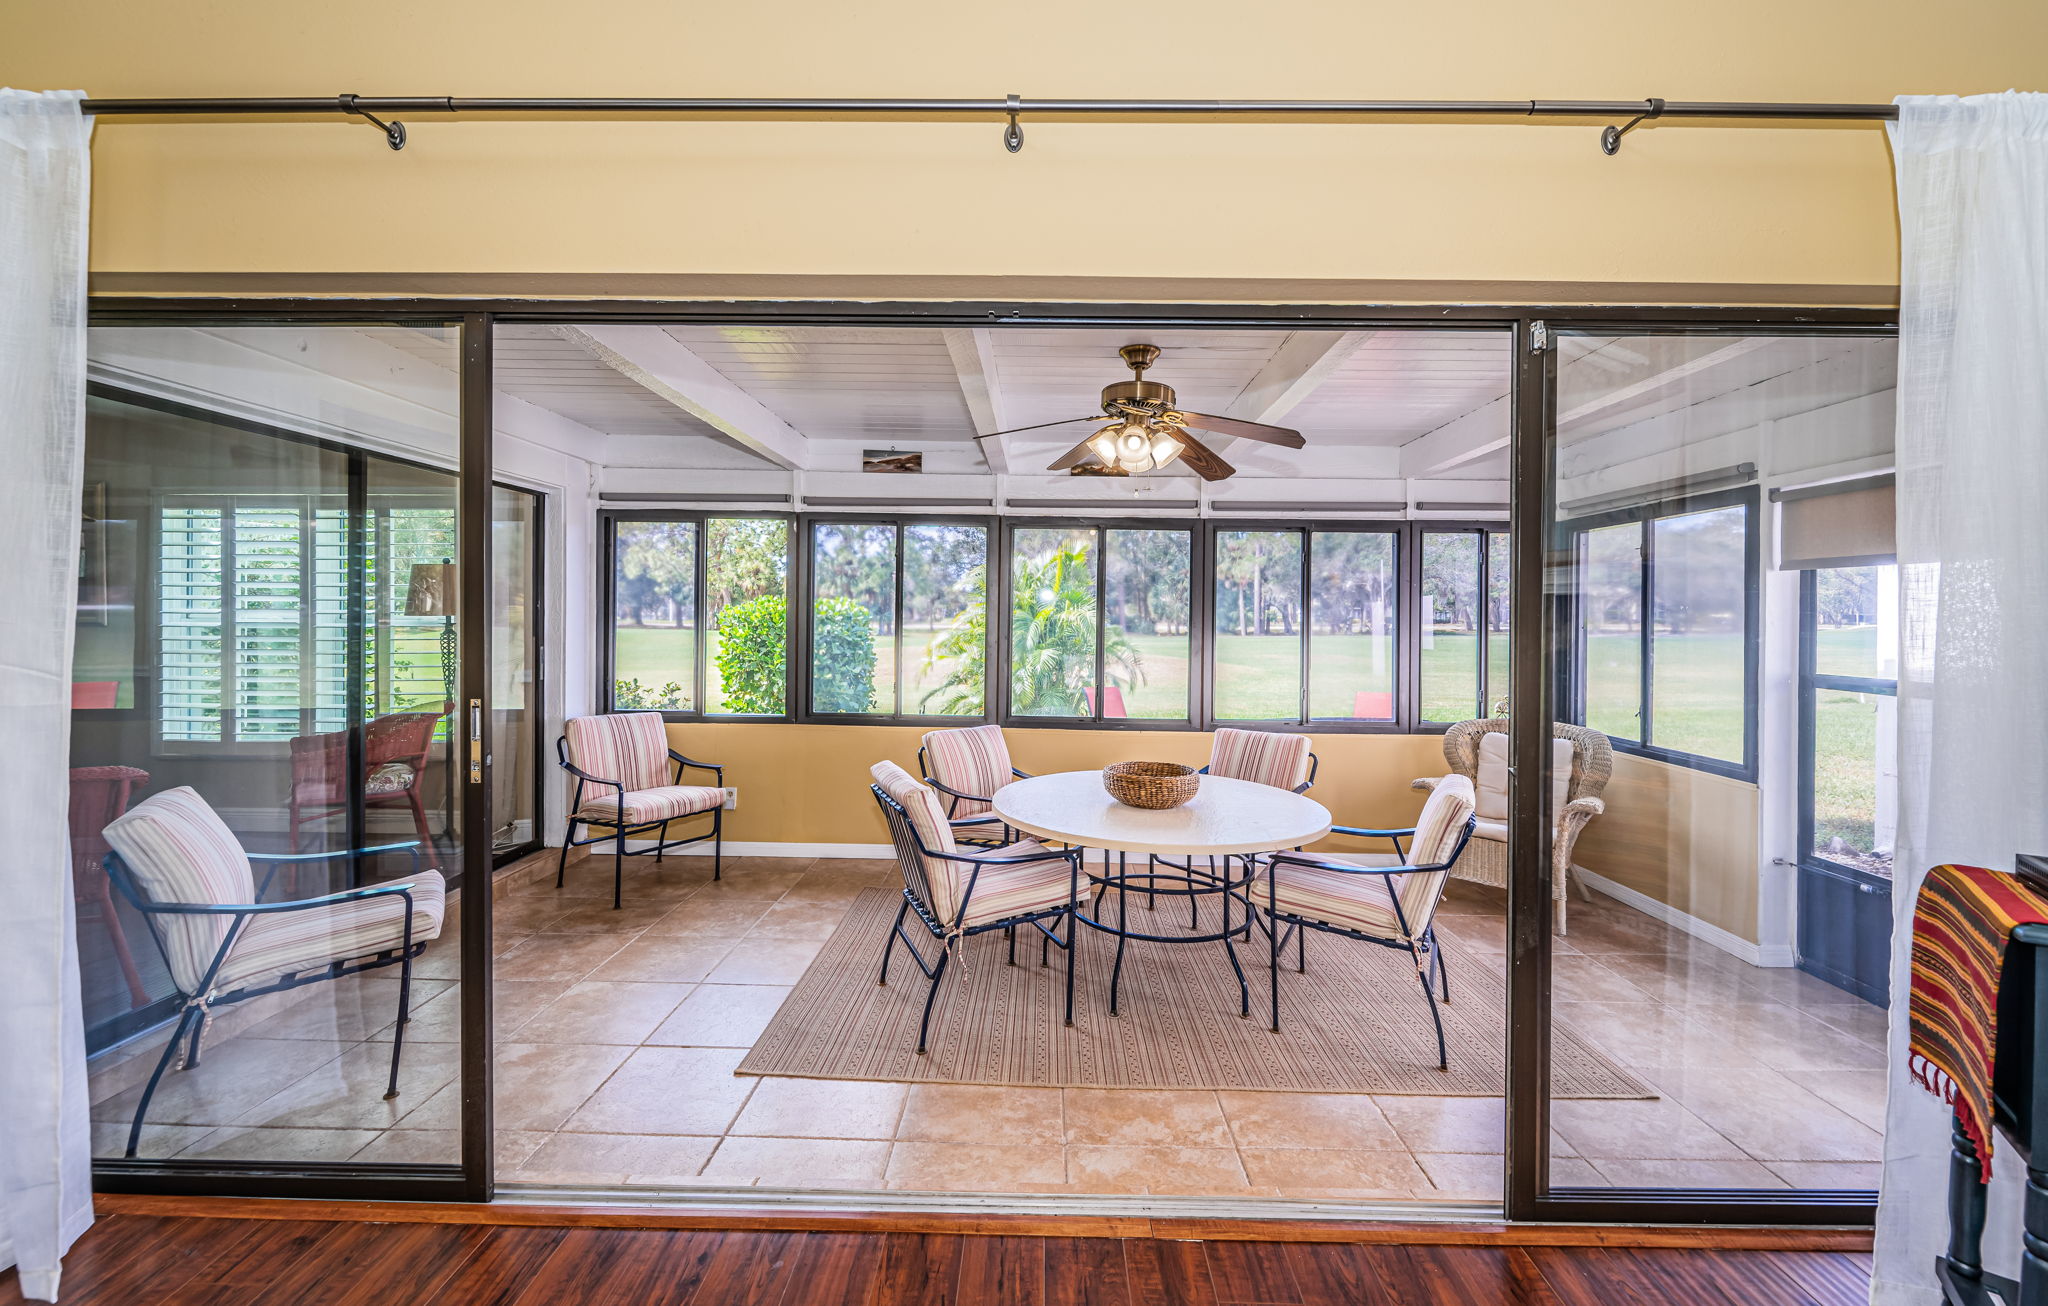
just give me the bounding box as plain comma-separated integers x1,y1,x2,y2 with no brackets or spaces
1004,94,1025,153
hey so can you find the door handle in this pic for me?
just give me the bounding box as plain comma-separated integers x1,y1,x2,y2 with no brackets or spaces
468,698,484,784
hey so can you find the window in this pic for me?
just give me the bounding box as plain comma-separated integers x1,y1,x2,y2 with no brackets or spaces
606,514,791,717
1419,531,1481,721
1213,530,1303,721
1008,522,1194,724
1308,532,1396,721
1802,565,1898,877
1213,526,1402,725
1567,491,1758,775
807,518,989,718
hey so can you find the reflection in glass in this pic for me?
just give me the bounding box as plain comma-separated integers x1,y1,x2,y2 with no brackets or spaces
903,524,987,717
1650,506,1748,762
1814,566,1898,681
1105,529,1191,720
706,518,790,715
1010,527,1098,718
1581,522,1643,742
1308,532,1395,720
492,485,542,859
1419,532,1480,721
1214,531,1303,720
1486,532,1511,715
811,522,895,714
612,521,697,711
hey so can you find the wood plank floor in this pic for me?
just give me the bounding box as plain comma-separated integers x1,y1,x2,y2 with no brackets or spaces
2,1209,1872,1305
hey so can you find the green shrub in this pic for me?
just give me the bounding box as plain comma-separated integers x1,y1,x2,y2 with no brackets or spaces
713,594,878,715
613,678,687,711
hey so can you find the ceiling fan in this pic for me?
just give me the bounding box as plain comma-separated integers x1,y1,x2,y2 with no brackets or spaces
976,344,1306,481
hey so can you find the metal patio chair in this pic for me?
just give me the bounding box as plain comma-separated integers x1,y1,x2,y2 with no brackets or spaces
100,786,444,1158
917,723,1032,848
871,759,1079,1055
1150,727,1320,925
1258,773,1477,1070
557,711,726,908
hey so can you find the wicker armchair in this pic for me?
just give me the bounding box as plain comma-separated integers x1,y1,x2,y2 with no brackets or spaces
1412,719,1612,934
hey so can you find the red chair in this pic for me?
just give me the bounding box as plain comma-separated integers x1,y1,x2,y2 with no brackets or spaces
1352,690,1396,720
289,705,451,867
1082,685,1128,717
69,765,152,1008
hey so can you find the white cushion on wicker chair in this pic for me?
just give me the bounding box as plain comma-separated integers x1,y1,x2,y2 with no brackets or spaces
1474,732,1573,823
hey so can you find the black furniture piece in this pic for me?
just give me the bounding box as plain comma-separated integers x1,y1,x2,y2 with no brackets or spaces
1940,912,2048,1304
1080,851,1263,1020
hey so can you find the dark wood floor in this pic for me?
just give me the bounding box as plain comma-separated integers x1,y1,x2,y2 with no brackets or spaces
3,1208,1871,1306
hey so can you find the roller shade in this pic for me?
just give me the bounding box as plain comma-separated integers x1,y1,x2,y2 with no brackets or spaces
1773,473,1895,570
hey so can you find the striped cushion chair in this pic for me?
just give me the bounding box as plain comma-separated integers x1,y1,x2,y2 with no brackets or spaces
1206,728,1317,793
918,723,1030,847
557,711,727,908
99,785,444,1158
1259,774,1478,1069
870,760,1079,1054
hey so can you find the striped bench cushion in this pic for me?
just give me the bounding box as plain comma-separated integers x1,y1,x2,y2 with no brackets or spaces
576,785,724,825
921,724,1013,819
214,870,447,993
102,786,257,994
952,841,1074,930
1210,729,1312,791
1268,857,1408,938
565,712,672,793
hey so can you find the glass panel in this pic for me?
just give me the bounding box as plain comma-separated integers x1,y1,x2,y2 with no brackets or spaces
1419,531,1481,721
1105,529,1192,720
1009,526,1097,718
1213,530,1303,720
810,522,895,714
707,517,790,715
1308,531,1395,721
75,323,463,1170
902,523,987,716
1486,531,1511,715
1650,505,1749,762
1544,333,1898,1200
1811,686,1897,877
611,521,696,711
491,485,542,859
1814,564,1898,681
1581,522,1644,742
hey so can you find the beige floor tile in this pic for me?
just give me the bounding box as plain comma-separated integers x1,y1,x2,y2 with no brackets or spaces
564,1047,754,1135
1411,1151,1505,1199
587,935,740,983
702,1136,892,1187
1550,1097,1748,1161
1677,1003,1886,1072
1588,1157,1791,1188
511,1131,719,1184
1654,1067,1884,1163
885,1142,1067,1192
648,985,792,1048
495,933,638,982
1554,1002,1761,1070
241,978,455,1043
1216,1092,1403,1151
493,895,579,933
642,899,775,937
748,899,854,940
1590,952,1767,1005
177,1125,392,1164
689,869,811,901
230,1039,461,1132
779,872,881,905
90,1120,218,1161
1783,1069,1890,1132
1237,1147,1430,1197
514,980,693,1046
897,1084,1065,1145
1067,1145,1249,1195
1549,955,1659,1005
94,1037,352,1128
1764,1161,1883,1189
537,899,694,935
390,979,570,1045
1063,1089,1230,1148
1800,1001,1892,1047
1735,965,1883,1008
1372,1095,1504,1154
488,1042,637,1132
705,937,827,985
730,1077,908,1139
349,1127,550,1170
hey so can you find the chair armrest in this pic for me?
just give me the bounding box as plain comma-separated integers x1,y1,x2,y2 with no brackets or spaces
141,880,421,918
1332,824,1416,840
1561,795,1606,821
1410,777,1439,793
931,844,1078,869
923,776,992,805
250,841,422,865
1267,852,1417,878
669,750,723,779
1012,767,1032,780
559,760,625,790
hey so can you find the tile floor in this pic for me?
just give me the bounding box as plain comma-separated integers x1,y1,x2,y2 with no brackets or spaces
86,850,1888,1200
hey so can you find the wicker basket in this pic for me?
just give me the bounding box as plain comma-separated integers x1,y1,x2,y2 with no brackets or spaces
1102,760,1200,810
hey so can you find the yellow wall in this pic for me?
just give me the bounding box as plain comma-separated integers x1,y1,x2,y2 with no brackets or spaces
9,0,2043,298
1571,752,1761,942
663,723,1443,851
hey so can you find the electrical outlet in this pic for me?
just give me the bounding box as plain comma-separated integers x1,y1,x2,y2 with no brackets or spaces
721,787,739,811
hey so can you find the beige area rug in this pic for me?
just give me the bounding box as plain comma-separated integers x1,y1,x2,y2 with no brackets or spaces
739,889,1653,1099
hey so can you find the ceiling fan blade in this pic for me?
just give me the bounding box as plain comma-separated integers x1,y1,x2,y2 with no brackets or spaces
1175,411,1306,449
1047,431,1107,471
1174,431,1235,482
976,414,1104,441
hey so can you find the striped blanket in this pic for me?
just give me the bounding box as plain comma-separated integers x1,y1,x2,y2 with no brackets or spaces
1909,863,2048,1181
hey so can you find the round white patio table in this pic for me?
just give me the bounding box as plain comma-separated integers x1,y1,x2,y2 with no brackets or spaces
992,770,1331,1018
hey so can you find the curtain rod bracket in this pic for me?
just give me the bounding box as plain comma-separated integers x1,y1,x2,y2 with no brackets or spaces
339,93,407,151
1600,98,1664,155
1003,94,1024,153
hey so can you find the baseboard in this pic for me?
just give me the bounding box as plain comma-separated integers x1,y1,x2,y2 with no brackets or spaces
604,838,894,859
1574,867,1793,967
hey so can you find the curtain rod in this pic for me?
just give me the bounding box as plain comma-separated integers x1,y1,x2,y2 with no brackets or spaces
73,94,1900,155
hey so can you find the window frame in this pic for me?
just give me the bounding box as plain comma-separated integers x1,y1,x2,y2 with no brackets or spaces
1413,523,1511,728
599,508,798,721
796,513,998,726
1559,485,1762,781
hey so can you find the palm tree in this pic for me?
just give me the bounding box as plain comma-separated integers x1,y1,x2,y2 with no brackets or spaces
920,543,1142,715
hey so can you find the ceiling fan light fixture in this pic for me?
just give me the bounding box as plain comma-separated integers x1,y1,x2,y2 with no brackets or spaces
1087,428,1120,466
1149,432,1185,468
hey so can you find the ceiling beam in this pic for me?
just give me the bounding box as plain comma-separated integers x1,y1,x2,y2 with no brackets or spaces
553,324,812,471
942,327,1012,474
1221,329,1375,427
1555,336,1778,430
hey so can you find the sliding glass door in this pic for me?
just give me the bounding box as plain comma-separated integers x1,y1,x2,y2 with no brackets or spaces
492,484,544,864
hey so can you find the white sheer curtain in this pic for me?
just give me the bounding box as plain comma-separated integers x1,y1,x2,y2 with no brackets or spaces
1873,91,2048,1305
0,89,95,1304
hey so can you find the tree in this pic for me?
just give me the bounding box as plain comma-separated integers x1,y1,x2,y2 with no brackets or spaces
614,521,696,627
921,541,1142,715
706,518,788,627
